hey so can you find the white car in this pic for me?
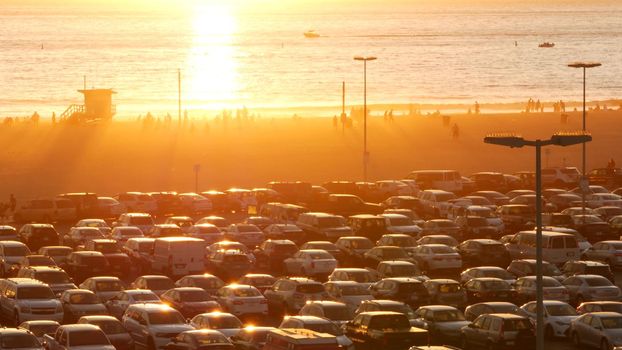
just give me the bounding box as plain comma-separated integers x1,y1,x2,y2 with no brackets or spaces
586,193,622,209
225,224,265,248
104,289,162,319
515,276,570,303
279,315,353,349
115,192,157,214
410,244,462,273
284,249,338,276
109,226,144,245
462,205,505,232
380,214,422,237
74,219,111,236
0,241,31,276
323,281,373,314
122,304,193,350
185,224,224,244
562,274,622,304
519,300,578,338
0,278,63,324
215,284,268,317
460,266,516,286
178,193,213,214
189,311,242,337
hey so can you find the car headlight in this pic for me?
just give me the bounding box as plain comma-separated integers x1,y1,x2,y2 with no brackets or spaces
20,306,31,313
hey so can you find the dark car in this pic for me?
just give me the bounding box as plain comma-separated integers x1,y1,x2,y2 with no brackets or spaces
165,330,234,350
175,274,225,297
77,315,134,350
369,278,430,308
237,274,276,294
253,240,298,273
363,246,416,269
17,224,60,252
84,239,131,277
455,239,511,268
464,301,519,321
334,236,374,266
571,215,616,242
561,260,615,283
463,277,516,304
456,217,500,240
230,326,276,350
345,311,428,349
206,250,252,282
460,313,535,350
506,259,564,281
160,287,221,318
381,196,424,217
61,251,110,283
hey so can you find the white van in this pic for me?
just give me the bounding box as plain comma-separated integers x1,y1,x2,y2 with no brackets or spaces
504,230,580,265
151,237,207,276
406,170,463,193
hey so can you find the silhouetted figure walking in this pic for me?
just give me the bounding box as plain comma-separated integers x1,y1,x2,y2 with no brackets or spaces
452,123,460,139
475,101,480,114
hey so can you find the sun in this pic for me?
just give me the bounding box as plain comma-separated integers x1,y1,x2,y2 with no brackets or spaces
185,3,239,110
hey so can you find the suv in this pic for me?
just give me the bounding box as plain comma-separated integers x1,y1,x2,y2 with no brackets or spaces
122,303,193,350
460,313,535,349
122,238,155,275
418,190,456,219
369,278,431,308
0,241,31,277
296,213,352,241
83,239,131,277
61,251,110,283
17,224,60,251
561,260,615,283
16,266,76,296
264,277,328,315
344,311,428,349
542,167,581,188
0,278,63,324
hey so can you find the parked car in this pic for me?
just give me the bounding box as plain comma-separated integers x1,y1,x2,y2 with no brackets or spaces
411,305,469,345
264,277,328,315
159,287,220,318
409,244,462,274
519,300,578,338
344,311,428,349
60,251,109,283
229,326,276,350
164,329,234,350
514,276,570,304
422,279,467,309
582,241,622,268
561,274,622,305
369,278,430,308
60,289,107,323
576,301,622,314
104,289,162,319
299,301,353,325
561,260,615,283
463,301,519,321
334,236,374,266
460,266,516,286
44,324,115,350
215,284,268,318
17,224,60,252
189,312,242,337
130,275,174,296
122,303,193,350
174,274,225,297
569,311,622,350
278,316,353,349
77,315,134,350
460,313,535,350
463,277,516,304
455,239,511,268
323,281,373,314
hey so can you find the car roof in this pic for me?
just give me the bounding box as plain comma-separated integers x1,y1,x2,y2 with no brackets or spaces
128,303,177,312
465,239,501,245
418,305,460,311
0,328,36,336
589,312,622,318
72,251,105,256
286,316,332,324
358,311,404,316
79,315,120,322
281,277,320,284
486,313,526,319
85,276,122,281
0,241,28,247
425,279,459,284
59,324,103,331
382,277,422,283
365,300,405,306
380,261,415,266
305,301,347,307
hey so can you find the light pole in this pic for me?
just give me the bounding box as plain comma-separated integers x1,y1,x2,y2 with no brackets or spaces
568,62,601,217
484,131,592,350
354,56,376,182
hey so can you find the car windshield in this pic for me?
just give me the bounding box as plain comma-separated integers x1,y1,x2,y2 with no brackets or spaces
94,243,119,253
390,237,416,247
68,330,110,346
46,248,72,256
118,228,143,237
546,304,577,316
368,315,410,330
602,317,622,329
236,225,260,233
392,265,420,277
600,304,622,313
69,293,99,304
308,251,333,259
350,240,373,249
340,285,370,296
389,218,414,227
193,278,224,290
317,217,343,228
28,256,54,265
148,311,185,325
17,286,54,299
146,279,174,290
346,271,375,283
232,288,261,297
296,284,324,294
0,334,40,348
79,230,104,239
433,309,466,322
585,277,613,287
209,316,242,329
90,320,127,334
36,271,71,284
130,217,153,225
323,306,352,321
306,323,342,336
503,319,532,331
27,324,59,337
96,281,123,291
482,280,511,290
4,246,29,256
492,304,519,313
248,277,275,286
398,282,426,294
430,246,455,254
81,256,108,266
132,293,160,301
180,290,210,302
481,269,513,280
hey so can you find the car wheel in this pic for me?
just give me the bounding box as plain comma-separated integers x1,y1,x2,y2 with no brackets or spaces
460,336,469,350
572,332,581,347
545,325,554,339
601,338,611,350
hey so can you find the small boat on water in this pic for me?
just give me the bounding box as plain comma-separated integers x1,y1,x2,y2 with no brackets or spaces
304,30,320,38
539,42,555,48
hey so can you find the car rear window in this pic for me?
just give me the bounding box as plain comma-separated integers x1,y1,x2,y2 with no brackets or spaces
585,277,613,287
398,282,426,294
130,217,154,225
502,318,532,331
0,334,40,348
368,315,410,330
296,284,324,294
585,266,611,275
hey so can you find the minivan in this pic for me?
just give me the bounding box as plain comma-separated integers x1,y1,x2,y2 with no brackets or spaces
505,230,580,264
406,170,463,192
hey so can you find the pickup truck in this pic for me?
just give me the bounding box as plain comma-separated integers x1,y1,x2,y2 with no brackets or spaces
344,311,428,350
44,324,115,350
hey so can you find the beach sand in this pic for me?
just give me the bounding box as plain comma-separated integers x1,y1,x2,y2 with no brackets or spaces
1,107,621,200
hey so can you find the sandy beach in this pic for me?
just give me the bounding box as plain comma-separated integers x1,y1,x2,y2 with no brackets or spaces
1,104,621,201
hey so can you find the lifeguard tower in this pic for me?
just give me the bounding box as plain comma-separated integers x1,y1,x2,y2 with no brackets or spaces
60,88,116,122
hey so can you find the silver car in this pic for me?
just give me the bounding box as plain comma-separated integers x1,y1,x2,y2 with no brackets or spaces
570,312,622,349
411,305,470,343
562,275,622,305
583,241,622,268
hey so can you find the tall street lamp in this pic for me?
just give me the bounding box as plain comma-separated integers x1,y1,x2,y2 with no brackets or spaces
568,62,601,217
354,56,376,182
484,131,592,350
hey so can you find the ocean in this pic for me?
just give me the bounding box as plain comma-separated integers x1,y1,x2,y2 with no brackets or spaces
1,2,621,118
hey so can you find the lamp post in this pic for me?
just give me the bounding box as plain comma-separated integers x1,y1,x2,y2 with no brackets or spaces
484,132,592,350
567,62,601,217
354,56,376,182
